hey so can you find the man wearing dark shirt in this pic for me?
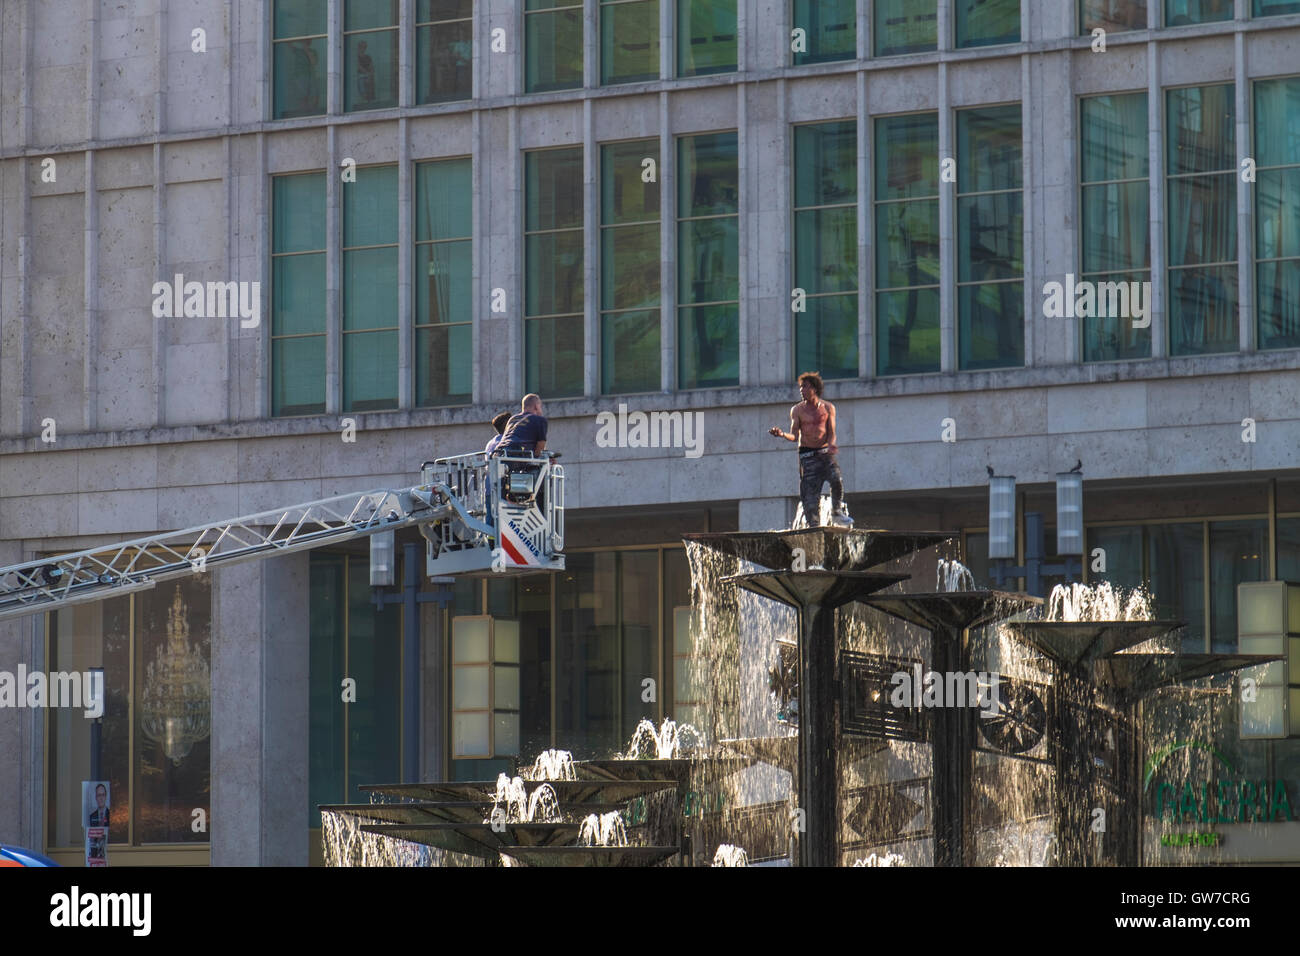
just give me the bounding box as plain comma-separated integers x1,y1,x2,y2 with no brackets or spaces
495,394,548,457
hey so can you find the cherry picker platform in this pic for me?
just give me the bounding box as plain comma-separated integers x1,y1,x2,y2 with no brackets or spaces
0,450,564,622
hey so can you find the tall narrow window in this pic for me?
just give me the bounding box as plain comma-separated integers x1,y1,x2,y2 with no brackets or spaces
956,0,1020,47
526,0,583,93
874,0,937,56
601,140,661,393
875,113,940,375
525,148,585,397
794,121,858,380
602,0,659,85
677,0,737,77
272,173,326,416
957,106,1024,369
1167,84,1237,356
1079,0,1147,32
343,166,399,411
1080,93,1151,361
1165,0,1232,24
416,158,473,405
344,1,399,111
417,0,473,104
1254,76,1300,350
791,0,855,65
273,0,326,119
677,132,739,388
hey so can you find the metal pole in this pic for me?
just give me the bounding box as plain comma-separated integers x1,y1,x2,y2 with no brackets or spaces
798,602,839,867
930,625,972,866
403,542,420,781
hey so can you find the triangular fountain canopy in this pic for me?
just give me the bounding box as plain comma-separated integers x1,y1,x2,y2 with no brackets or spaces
362,780,675,804
727,569,910,609
1001,620,1185,668
864,591,1042,633
1091,653,1280,700
684,528,954,573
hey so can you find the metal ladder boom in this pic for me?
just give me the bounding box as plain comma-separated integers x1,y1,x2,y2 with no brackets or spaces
0,484,456,622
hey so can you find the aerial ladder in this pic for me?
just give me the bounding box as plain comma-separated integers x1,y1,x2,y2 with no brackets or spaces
0,451,564,622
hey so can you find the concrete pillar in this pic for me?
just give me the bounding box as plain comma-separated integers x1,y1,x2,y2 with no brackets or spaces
0,541,39,850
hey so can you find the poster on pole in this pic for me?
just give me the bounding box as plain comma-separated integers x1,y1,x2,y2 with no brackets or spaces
81,781,110,867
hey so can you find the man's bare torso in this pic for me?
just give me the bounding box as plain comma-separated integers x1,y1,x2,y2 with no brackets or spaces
793,399,833,448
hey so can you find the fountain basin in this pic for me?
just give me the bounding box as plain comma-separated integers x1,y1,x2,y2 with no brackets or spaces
1001,621,1185,668
863,591,1042,633
727,570,910,609
685,528,953,573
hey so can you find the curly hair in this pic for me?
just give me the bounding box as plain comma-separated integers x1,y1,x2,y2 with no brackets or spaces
797,371,824,396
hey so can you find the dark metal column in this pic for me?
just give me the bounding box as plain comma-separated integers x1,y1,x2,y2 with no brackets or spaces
930,626,973,866
798,602,839,867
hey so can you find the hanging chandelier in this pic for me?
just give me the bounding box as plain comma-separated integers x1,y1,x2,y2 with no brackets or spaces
139,584,211,765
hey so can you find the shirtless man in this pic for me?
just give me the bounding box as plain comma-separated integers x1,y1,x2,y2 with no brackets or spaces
768,371,851,528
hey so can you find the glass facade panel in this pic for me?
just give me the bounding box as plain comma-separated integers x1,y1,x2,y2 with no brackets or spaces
678,132,738,388
1255,77,1300,351
677,0,737,77
1080,0,1147,32
526,2,583,93
602,309,661,393
343,166,398,411
877,287,940,375
1165,0,1233,24
791,0,855,65
272,173,326,416
601,140,661,393
273,0,326,119
344,0,399,112
416,159,473,406
956,0,1020,47
795,294,858,381
526,148,584,396
602,0,659,84
874,0,937,56
1147,522,1206,653
526,314,585,396
1255,0,1300,13
417,0,473,104
1279,517,1300,580
678,303,739,388
1209,520,1268,653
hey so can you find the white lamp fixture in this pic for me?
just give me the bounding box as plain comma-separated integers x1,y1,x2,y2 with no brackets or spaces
1055,471,1083,556
370,530,395,587
1237,580,1300,739
989,476,1017,560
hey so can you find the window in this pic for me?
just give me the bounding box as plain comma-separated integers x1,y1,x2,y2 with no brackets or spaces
678,132,739,388
957,106,1024,369
271,173,326,416
1209,520,1267,653
1080,93,1151,361
677,0,737,77
344,1,399,111
1254,0,1300,14
47,576,211,852
874,0,937,56
602,0,660,84
343,166,399,411
1254,76,1300,350
794,121,858,379
450,616,521,759
1079,0,1147,31
417,0,473,104
792,0,855,65
875,113,940,374
1167,84,1237,356
525,148,585,397
956,0,1020,47
416,158,474,405
273,0,326,119
309,554,402,826
1165,0,1232,24
526,0,583,93
601,140,662,393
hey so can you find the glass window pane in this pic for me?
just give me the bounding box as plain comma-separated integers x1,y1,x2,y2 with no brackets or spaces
495,713,520,755
678,216,739,304
1081,94,1149,182
416,241,472,324
602,309,661,393
1168,263,1238,355
1254,0,1300,14
1086,526,1145,589
343,248,398,330
274,173,326,253
958,107,1022,193
958,281,1024,369
273,254,326,335
957,192,1024,282
344,330,398,411
1279,516,1300,581
1080,0,1147,32
495,666,520,709
275,0,326,38
602,0,660,85
453,712,491,756
345,558,401,803
526,231,585,316
1081,271,1153,361
1210,520,1267,654
877,287,940,375
677,0,737,77
346,0,398,31
1165,0,1233,24
1147,523,1205,653
876,114,939,200
678,303,738,388
602,140,661,225
1168,175,1237,266
495,621,521,662
419,0,473,20
1167,85,1235,175
272,335,325,415
678,133,738,218
273,38,326,119
874,0,937,55
956,0,1020,47
344,166,398,247
1256,167,1300,261
308,555,345,829
795,294,857,380
345,30,399,111
795,207,857,295
526,7,583,93
1082,182,1150,273
792,0,856,65
416,323,473,405
416,159,472,241
454,618,490,661
602,223,660,311
525,314,585,396
1257,260,1300,350
875,200,940,289
417,20,473,104
527,148,584,232
794,122,857,208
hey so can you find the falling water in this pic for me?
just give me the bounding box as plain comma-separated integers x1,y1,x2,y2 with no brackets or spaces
578,812,629,847
851,851,905,866
1047,581,1154,623
937,558,975,592
712,844,749,866
321,810,450,867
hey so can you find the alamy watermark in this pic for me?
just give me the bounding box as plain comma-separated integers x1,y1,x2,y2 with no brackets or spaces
0,665,103,718
889,666,1001,717
1042,273,1150,328
151,273,260,328
594,403,704,459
